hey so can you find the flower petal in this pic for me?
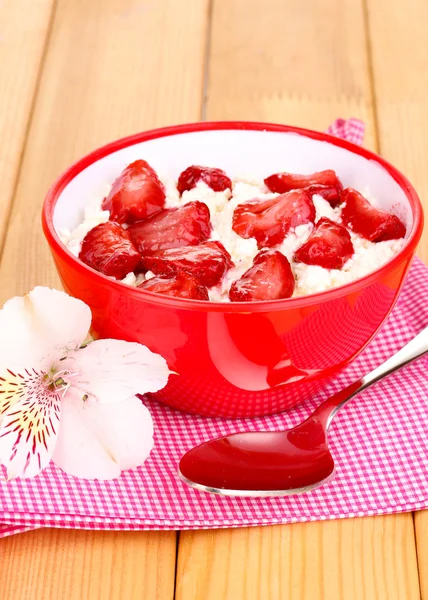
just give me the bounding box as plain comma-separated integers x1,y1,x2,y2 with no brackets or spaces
62,339,171,404
0,287,91,370
52,389,154,479
0,368,61,479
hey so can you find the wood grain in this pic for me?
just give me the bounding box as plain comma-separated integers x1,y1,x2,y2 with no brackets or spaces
0,0,55,248
0,0,209,597
0,528,176,600
365,0,428,262
415,511,428,599
206,0,377,148
176,516,420,600
177,1,423,598
366,0,428,586
0,0,210,303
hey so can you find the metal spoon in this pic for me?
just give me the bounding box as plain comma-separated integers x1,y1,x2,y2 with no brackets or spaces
179,327,427,497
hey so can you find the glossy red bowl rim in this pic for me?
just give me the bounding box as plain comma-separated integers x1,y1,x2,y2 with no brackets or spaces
42,121,424,313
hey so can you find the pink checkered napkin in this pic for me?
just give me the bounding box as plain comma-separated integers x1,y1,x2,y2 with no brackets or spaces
1,119,427,539
326,117,365,144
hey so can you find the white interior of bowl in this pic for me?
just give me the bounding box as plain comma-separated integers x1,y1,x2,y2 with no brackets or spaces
53,129,413,234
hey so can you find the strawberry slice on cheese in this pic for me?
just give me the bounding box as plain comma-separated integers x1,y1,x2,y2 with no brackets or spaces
138,272,209,300
341,188,406,242
229,250,295,301
264,170,343,207
294,217,354,269
232,189,315,248
79,221,141,279
177,165,232,195
141,241,234,287
128,201,212,255
103,160,166,224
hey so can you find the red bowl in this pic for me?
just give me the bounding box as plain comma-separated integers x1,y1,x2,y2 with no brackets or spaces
42,122,423,417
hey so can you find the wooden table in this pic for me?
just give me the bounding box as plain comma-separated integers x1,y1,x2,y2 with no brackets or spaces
0,1,426,598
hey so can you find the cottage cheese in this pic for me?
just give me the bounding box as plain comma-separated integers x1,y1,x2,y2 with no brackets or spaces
62,175,404,300
294,233,402,296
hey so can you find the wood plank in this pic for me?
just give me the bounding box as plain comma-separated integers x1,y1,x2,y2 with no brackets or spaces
415,511,428,600
366,0,428,588
0,0,55,248
176,516,420,600
177,1,421,598
0,0,209,597
0,528,176,600
365,0,428,262
206,0,377,148
0,0,210,303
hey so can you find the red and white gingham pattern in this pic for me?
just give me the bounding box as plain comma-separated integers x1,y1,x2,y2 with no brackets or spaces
1,119,427,538
326,117,366,144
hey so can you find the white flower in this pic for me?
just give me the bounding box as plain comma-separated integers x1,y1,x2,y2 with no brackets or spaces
0,287,171,480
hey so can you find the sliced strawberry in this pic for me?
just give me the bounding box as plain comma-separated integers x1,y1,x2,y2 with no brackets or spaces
79,221,141,279
102,160,166,224
128,201,212,255
232,189,315,248
264,170,343,198
294,217,354,269
341,188,406,242
229,250,295,302
138,272,209,300
177,165,232,195
304,184,342,207
141,241,234,287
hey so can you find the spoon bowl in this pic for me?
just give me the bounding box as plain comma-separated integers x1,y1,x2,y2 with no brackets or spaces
179,424,335,497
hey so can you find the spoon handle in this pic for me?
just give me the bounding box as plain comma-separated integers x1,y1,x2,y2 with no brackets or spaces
361,326,428,387
311,326,428,429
